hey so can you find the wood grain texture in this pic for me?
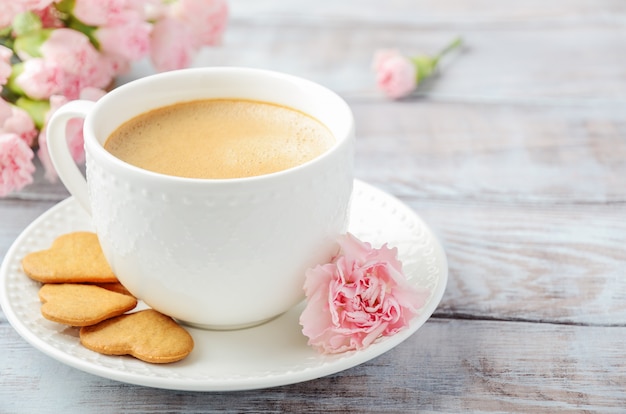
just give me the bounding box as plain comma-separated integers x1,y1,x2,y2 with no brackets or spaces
120,2,626,103
0,199,58,254
1,0,625,411
423,201,626,325
352,102,626,203
2,318,624,413
350,101,626,325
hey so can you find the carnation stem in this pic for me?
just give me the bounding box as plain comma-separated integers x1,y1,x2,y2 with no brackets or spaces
433,36,463,66
410,36,463,82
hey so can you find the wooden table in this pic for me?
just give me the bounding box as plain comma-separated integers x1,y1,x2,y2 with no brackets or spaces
2,1,625,412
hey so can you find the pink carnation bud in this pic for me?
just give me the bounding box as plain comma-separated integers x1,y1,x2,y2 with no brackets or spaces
373,38,462,100
0,133,36,196
373,49,417,100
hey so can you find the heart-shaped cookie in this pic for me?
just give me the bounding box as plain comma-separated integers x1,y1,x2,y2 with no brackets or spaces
39,284,138,326
22,232,118,284
79,309,194,364
93,281,134,297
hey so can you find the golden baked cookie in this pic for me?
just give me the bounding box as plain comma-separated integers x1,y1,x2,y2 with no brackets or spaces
92,282,134,297
79,309,194,364
22,232,117,284
39,284,137,326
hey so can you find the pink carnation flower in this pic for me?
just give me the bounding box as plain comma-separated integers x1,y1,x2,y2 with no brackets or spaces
373,49,417,100
39,29,113,98
170,0,228,48
15,58,66,100
373,38,462,100
72,0,126,26
149,17,196,72
0,99,38,147
300,233,430,354
95,11,152,62
0,133,36,196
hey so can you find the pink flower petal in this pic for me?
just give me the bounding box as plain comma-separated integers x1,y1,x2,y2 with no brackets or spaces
0,100,38,147
15,58,66,100
300,233,430,354
72,0,126,26
0,133,35,196
95,11,152,62
40,29,114,95
170,0,229,48
149,17,197,72
372,49,417,99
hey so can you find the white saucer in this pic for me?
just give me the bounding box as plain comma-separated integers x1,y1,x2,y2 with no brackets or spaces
0,180,447,391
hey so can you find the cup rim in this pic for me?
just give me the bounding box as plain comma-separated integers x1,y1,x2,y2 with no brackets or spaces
83,66,355,185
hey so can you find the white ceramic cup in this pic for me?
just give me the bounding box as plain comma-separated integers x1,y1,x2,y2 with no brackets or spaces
47,67,354,329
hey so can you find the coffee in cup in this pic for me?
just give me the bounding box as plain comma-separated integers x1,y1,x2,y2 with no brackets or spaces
103,98,335,179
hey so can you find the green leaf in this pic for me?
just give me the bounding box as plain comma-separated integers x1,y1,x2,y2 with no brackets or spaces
12,12,43,36
411,55,437,81
15,97,50,130
5,61,26,97
55,0,76,14
13,29,51,58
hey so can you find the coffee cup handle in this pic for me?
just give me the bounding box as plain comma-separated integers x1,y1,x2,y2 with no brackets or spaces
47,100,95,215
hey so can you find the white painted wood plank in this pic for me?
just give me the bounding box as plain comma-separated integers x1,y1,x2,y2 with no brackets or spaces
118,6,626,102
229,0,626,27
0,200,59,255
1,318,624,413
352,102,626,204
417,201,626,326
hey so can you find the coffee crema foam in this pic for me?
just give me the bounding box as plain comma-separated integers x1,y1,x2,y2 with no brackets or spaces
104,99,335,179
